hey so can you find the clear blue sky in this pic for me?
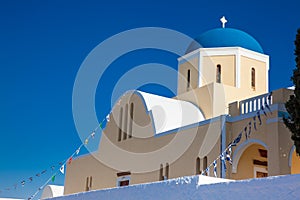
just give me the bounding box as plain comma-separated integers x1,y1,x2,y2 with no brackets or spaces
0,0,299,198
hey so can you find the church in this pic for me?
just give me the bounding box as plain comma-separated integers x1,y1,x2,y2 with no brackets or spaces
63,20,300,195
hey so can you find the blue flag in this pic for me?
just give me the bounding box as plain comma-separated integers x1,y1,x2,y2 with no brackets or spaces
213,161,217,177
257,111,262,125
253,116,257,130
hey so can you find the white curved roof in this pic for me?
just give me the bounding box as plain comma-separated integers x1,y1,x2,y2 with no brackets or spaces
41,185,64,199
134,91,205,134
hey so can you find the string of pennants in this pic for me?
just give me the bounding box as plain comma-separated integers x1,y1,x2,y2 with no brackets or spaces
0,92,273,199
0,114,110,200
201,92,272,177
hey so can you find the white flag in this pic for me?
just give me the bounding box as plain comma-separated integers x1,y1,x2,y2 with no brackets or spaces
60,165,65,174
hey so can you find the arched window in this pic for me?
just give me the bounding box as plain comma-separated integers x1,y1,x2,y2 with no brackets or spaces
196,157,201,175
159,164,163,181
129,103,134,138
251,68,255,90
85,177,89,191
118,108,123,142
123,104,128,140
89,176,92,190
187,69,191,89
216,64,221,83
203,156,208,174
85,176,92,191
165,163,169,180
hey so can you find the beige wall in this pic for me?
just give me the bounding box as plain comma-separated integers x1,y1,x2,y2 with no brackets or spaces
240,56,267,94
201,55,236,87
178,57,199,95
64,92,223,195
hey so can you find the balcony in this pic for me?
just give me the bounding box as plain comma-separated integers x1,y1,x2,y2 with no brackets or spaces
229,88,294,117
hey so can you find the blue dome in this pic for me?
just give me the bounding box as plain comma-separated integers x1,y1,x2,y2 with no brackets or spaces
186,28,264,54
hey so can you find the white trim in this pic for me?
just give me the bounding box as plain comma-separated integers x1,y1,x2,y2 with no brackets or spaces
178,47,269,62
254,166,268,178
232,139,268,173
288,145,296,167
178,48,201,62
266,57,270,92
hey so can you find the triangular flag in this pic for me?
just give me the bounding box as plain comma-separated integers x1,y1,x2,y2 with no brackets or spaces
76,147,81,155
244,126,248,140
265,101,272,114
60,165,65,174
21,180,25,186
248,121,252,138
51,175,56,182
206,167,210,176
232,132,242,146
41,170,47,174
253,116,257,130
29,177,33,182
91,131,95,138
213,161,217,177
261,105,267,116
85,138,89,145
68,157,73,164
106,114,110,122
257,111,262,125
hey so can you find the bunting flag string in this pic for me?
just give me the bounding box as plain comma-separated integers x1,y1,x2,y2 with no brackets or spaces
26,116,109,200
213,161,217,177
201,93,272,178
261,105,267,116
265,101,272,114
253,116,257,131
248,122,252,139
257,111,262,125
0,112,109,200
244,126,248,140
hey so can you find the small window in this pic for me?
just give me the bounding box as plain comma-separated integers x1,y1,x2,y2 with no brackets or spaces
159,164,163,181
129,103,134,138
123,104,128,140
216,65,221,83
203,156,208,173
251,68,255,90
196,157,201,175
118,108,123,142
165,163,169,180
85,176,92,191
187,69,191,89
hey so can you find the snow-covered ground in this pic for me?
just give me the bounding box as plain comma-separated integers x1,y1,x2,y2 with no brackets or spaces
50,174,300,200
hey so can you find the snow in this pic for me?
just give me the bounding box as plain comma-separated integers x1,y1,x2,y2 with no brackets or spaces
49,174,300,200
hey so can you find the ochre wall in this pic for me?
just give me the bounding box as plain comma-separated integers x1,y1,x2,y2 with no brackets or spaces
201,55,236,87
177,57,199,95
291,150,300,174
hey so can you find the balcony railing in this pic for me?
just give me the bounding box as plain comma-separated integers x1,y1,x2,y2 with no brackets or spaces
239,93,272,115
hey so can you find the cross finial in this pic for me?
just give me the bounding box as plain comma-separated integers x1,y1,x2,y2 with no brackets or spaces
220,16,227,28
